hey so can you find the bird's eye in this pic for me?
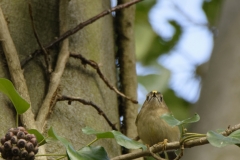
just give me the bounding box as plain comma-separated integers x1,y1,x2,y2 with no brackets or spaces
160,95,163,102
146,96,149,101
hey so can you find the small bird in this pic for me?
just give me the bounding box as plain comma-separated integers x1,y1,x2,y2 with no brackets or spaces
136,91,180,159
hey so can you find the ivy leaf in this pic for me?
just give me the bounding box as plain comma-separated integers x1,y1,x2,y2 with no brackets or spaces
82,127,146,150
28,129,46,146
82,127,114,139
67,145,109,160
77,146,109,160
228,130,240,147
160,113,181,126
48,127,71,148
160,113,200,127
180,113,200,124
111,130,146,150
0,78,30,114
207,130,240,148
67,145,83,160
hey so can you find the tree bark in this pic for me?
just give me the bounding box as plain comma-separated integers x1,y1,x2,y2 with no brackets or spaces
0,0,121,159
185,0,240,159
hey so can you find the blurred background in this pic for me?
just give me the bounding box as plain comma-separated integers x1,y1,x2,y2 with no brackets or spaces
113,0,240,159
111,0,218,119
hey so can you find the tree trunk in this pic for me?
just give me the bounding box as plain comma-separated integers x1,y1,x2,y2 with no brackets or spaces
0,0,121,159
185,0,240,159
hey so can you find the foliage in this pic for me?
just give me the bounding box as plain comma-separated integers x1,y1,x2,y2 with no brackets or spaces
28,129,46,146
207,130,240,148
1,78,240,160
82,127,146,150
160,113,200,127
202,0,224,26
135,0,189,119
161,113,240,149
135,1,182,65
0,78,29,114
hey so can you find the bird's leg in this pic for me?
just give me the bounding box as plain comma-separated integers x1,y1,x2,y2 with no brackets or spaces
154,139,168,151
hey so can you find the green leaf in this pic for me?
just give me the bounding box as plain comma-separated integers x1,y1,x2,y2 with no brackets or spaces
229,130,240,139
28,129,46,146
111,130,146,150
67,145,110,160
82,127,114,139
0,78,30,114
181,113,200,124
207,131,240,148
229,130,240,147
47,127,58,141
202,0,223,26
67,145,83,160
160,113,200,127
48,127,71,148
160,113,181,126
82,127,146,150
78,146,109,160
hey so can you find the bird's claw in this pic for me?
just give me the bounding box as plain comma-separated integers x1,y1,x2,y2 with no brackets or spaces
156,139,168,151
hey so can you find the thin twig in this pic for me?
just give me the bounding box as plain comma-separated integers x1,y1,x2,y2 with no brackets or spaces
28,2,52,73
174,145,184,160
57,95,118,131
149,148,165,160
20,0,143,68
70,53,138,104
111,123,240,160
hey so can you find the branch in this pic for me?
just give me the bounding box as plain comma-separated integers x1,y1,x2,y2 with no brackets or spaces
35,1,70,131
70,53,138,104
0,6,47,160
28,2,52,73
57,95,118,131
21,0,143,68
115,0,138,139
0,5,37,131
111,123,240,160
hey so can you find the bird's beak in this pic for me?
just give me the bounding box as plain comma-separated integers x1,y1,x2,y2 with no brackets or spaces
152,91,157,97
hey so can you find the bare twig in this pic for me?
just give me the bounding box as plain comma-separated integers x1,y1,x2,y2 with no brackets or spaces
111,123,240,160
70,53,138,104
174,145,184,160
35,0,70,131
21,0,143,68
57,95,118,131
149,148,165,160
28,2,52,73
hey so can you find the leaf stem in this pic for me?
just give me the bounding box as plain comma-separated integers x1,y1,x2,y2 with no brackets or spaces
55,155,67,160
38,136,49,146
16,113,18,127
87,138,98,146
180,134,206,144
36,154,66,157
